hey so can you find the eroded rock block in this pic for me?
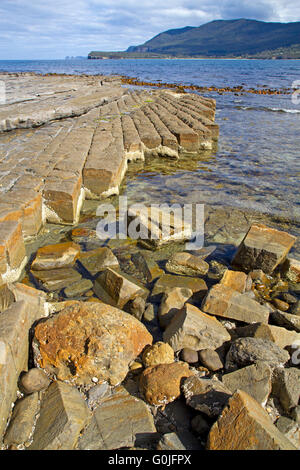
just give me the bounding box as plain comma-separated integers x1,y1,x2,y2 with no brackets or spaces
165,252,209,276
0,220,26,281
158,287,193,329
202,283,269,324
207,390,297,450
232,224,296,274
163,303,231,352
78,386,157,450
29,382,90,450
31,242,80,270
30,267,82,292
222,362,272,405
78,246,119,278
93,267,149,309
220,269,249,293
4,393,40,447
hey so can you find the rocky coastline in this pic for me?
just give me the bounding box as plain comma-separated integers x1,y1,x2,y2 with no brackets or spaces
0,73,299,451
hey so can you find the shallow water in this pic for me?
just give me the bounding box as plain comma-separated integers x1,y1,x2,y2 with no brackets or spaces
1,58,300,239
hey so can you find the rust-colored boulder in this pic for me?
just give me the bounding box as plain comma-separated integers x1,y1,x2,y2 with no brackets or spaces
33,301,152,386
139,362,194,406
207,390,297,450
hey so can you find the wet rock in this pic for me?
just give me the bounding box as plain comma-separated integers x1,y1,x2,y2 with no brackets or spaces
78,386,157,450
93,267,149,309
180,348,199,364
163,303,231,352
139,362,194,406
272,368,300,414
290,301,300,316
271,310,300,332
19,368,51,394
222,362,272,406
78,246,119,278
207,390,297,450
124,295,146,321
3,393,40,447
220,269,249,293
127,205,192,250
29,382,90,450
202,284,269,324
31,242,80,270
142,342,174,368
198,349,223,371
64,279,93,298
158,287,192,329
131,252,163,282
275,417,300,449
249,269,271,284
33,301,152,386
183,374,232,418
282,258,300,284
31,267,82,292
157,431,201,450
207,260,228,281
191,414,210,436
165,252,209,277
273,298,289,311
232,224,296,274
152,274,207,303
225,337,290,371
235,322,300,350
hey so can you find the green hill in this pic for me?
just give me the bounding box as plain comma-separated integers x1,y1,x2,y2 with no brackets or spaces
128,19,300,58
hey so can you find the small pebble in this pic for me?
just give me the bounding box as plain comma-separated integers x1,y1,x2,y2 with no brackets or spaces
19,368,50,394
180,348,198,364
198,349,223,371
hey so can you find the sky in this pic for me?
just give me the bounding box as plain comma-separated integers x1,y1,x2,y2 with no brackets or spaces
0,0,299,60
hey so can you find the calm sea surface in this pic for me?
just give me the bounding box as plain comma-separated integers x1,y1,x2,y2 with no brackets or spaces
1,59,300,228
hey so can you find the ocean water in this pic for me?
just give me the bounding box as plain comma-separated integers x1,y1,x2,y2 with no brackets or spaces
1,58,300,227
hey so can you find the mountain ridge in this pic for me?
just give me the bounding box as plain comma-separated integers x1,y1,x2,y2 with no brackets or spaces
126,19,300,58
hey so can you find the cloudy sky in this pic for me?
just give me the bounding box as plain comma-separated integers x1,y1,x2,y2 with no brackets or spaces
0,0,299,59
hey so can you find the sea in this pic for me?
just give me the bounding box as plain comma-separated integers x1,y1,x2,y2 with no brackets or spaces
1,58,300,242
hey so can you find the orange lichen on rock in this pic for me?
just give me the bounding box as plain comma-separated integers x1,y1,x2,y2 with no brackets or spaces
33,301,152,386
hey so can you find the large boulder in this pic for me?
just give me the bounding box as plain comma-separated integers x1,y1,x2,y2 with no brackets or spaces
33,301,152,386
207,390,297,450
163,303,231,352
232,223,296,274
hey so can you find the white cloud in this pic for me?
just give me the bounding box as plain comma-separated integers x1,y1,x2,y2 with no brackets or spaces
0,0,299,59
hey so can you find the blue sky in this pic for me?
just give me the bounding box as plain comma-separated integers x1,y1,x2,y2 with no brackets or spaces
0,0,299,59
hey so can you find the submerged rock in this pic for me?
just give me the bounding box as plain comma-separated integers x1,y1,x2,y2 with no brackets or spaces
93,267,149,309
78,246,119,278
33,301,152,386
207,390,297,450
232,223,296,274
30,267,82,292
31,242,80,270
165,251,209,276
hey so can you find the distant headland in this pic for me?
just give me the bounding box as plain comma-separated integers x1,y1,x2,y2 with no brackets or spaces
88,18,300,60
